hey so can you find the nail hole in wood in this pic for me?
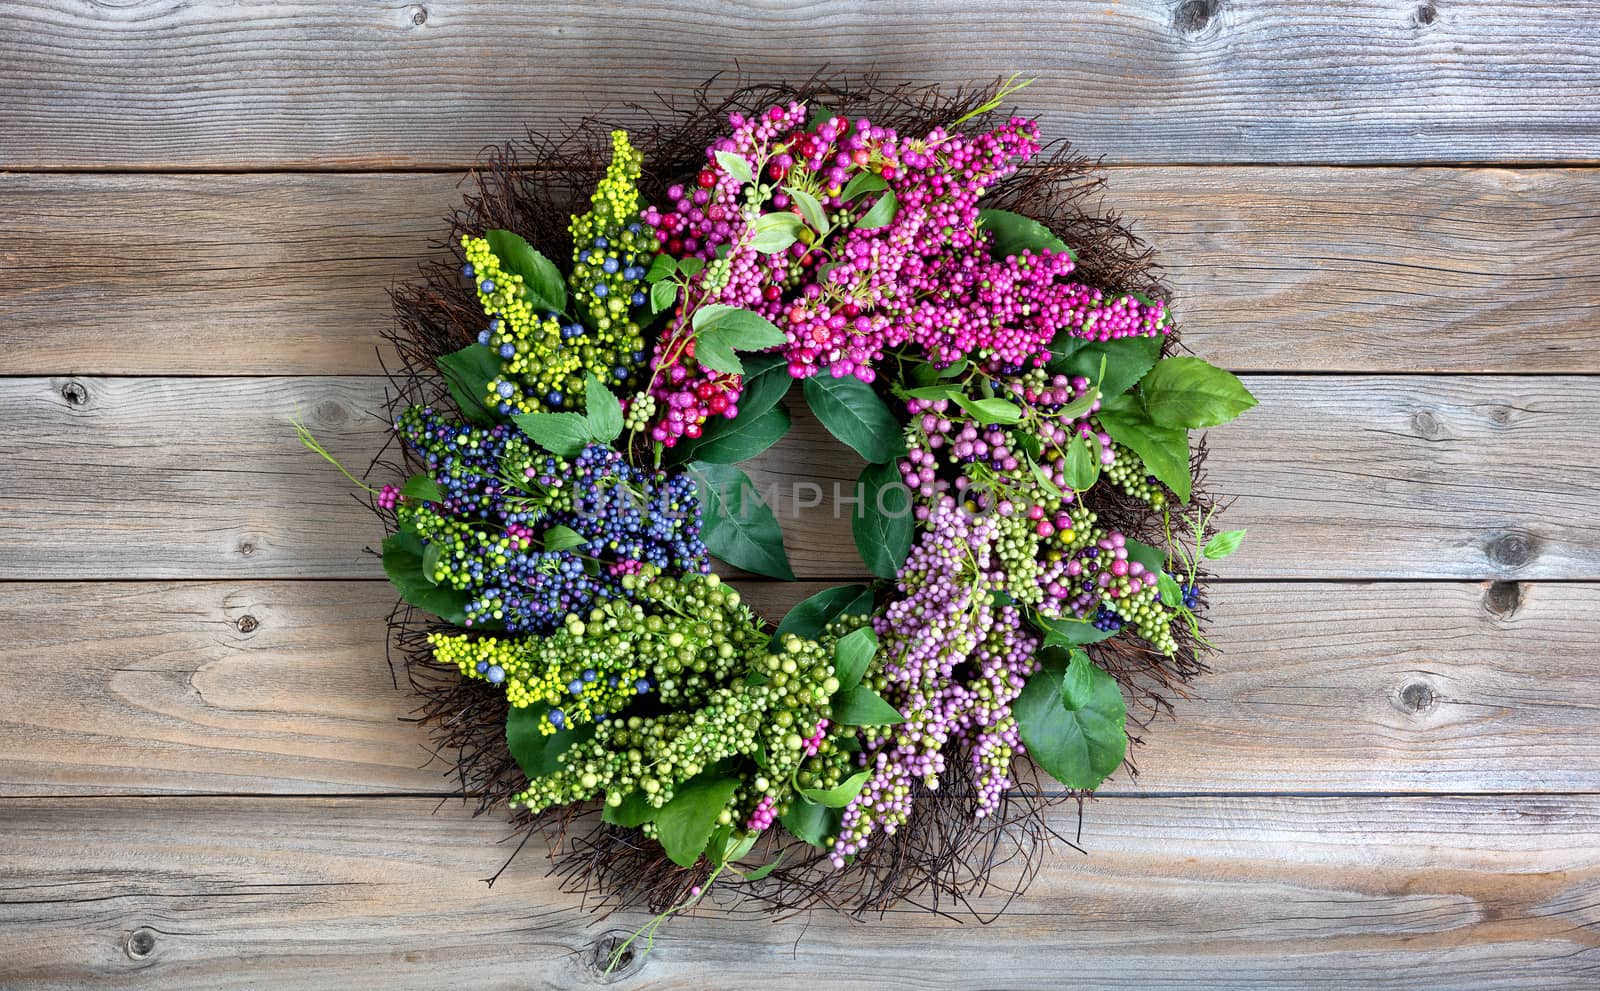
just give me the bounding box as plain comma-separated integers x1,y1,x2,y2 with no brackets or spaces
1413,3,1437,25
237,614,260,633
240,541,257,557
125,927,157,960
61,381,89,406
1174,0,1218,36
1484,580,1521,619
412,5,427,25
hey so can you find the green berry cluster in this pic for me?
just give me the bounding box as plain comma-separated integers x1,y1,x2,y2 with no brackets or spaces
429,629,648,723
1101,438,1168,510
462,234,585,415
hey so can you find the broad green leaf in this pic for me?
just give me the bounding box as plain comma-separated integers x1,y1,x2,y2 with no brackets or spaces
602,789,657,827
832,626,878,692
740,852,785,881
584,374,623,442
714,150,755,185
650,279,678,313
689,462,795,579
541,525,586,552
979,208,1075,261
506,703,596,779
954,395,1023,425
1123,538,1167,574
773,584,873,643
644,254,677,283
1097,409,1192,504
1037,614,1118,647
785,187,830,233
1014,648,1126,790
689,404,791,463
855,189,898,230
939,359,970,378
903,384,964,402
382,527,473,625
485,229,566,314
839,172,888,201
831,685,905,726
695,333,743,375
749,211,804,254
1157,571,1183,608
1050,335,1161,402
436,344,501,426
781,797,842,850
1063,434,1102,492
803,374,906,463
1028,457,1064,501
1203,528,1247,560
853,461,914,579
1138,356,1259,428
512,410,592,457
420,540,443,584
656,771,740,868
669,353,792,465
692,304,788,350
715,830,760,866
799,770,871,808
678,257,705,278
400,473,442,502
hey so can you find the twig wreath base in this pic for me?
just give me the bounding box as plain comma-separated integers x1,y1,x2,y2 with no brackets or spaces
358,74,1239,921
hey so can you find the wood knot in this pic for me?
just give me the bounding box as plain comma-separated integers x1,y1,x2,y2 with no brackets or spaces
411,5,427,24
1483,580,1521,619
1413,3,1437,25
1485,530,1539,570
588,931,644,982
1173,0,1220,36
61,381,89,406
1410,410,1441,439
1399,682,1436,714
236,614,260,633
125,927,157,960
239,541,257,557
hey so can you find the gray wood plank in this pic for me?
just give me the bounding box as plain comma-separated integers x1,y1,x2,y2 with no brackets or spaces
1,794,1596,990
5,168,1597,375
1,375,1595,580
0,580,1594,797
2,1,1598,169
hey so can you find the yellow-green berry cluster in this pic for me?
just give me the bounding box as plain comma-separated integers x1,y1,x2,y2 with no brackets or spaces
565,130,654,387
461,235,585,416
429,629,647,724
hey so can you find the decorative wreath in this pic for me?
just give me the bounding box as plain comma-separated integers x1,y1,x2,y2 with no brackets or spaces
302,76,1255,953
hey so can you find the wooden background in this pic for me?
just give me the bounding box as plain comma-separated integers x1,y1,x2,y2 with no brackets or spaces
3,1,1599,987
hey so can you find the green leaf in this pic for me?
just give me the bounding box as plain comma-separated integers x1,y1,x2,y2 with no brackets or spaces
1014,431,1043,461
799,769,871,808
773,584,873,643
400,473,442,502
507,704,596,779
644,254,677,283
693,304,789,350
903,383,964,402
1123,538,1167,574
785,187,829,234
678,257,705,279
602,789,657,827
803,374,906,463
831,685,905,726
650,279,678,314
832,626,878,692
855,189,898,230
541,524,586,552
656,770,740,868
382,527,473,625
715,150,755,185
954,395,1023,425
1028,457,1064,501
420,540,443,585
781,798,842,850
436,344,501,426
690,404,791,463
853,461,914,579
1014,648,1127,790
1063,434,1102,492
689,462,795,579
1097,409,1192,504
715,830,760,866
1038,614,1118,647
670,353,793,465
740,852,785,881
749,212,804,254
1157,571,1183,608
839,172,888,201
1050,335,1161,402
583,374,623,442
512,411,592,457
1138,356,1259,429
939,359,969,378
1203,528,1247,560
695,334,743,375
485,229,567,314
979,208,1075,261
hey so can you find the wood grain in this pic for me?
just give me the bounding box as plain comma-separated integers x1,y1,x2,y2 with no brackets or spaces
1,375,1595,580
2,794,1596,990
5,168,1598,375
3,1,1599,169
1,579,1595,798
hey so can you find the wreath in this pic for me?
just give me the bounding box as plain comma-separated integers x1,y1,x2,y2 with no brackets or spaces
301,76,1255,955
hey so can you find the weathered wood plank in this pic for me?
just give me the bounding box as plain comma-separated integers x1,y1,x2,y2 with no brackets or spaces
1,794,1596,990
3,1,1599,169
1,580,1594,797
1,375,1595,580
5,168,1597,375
